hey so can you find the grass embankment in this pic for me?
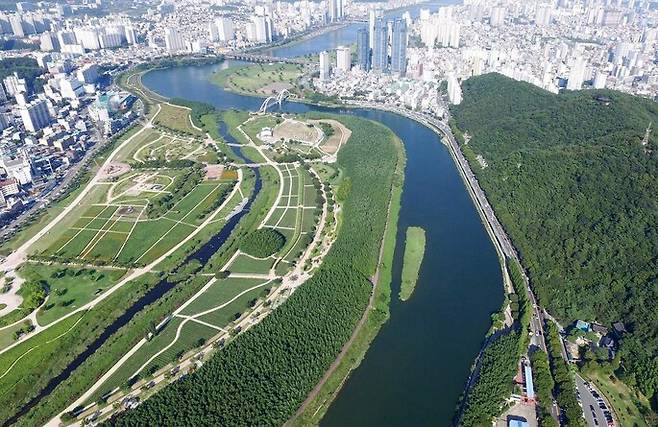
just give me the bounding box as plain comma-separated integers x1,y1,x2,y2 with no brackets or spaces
399,226,426,301
211,63,305,96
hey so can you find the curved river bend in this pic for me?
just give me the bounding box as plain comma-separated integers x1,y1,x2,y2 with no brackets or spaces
142,7,503,426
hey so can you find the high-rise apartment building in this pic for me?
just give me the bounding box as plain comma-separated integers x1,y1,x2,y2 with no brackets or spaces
20,98,51,132
490,7,506,27
336,46,351,72
356,28,370,71
372,18,388,72
391,19,407,75
216,18,234,41
164,27,185,52
319,50,330,81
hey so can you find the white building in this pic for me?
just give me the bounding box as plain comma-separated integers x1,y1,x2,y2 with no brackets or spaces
319,50,330,81
20,98,51,132
336,46,351,72
77,64,99,84
164,27,185,52
216,18,234,42
567,57,587,90
447,75,462,105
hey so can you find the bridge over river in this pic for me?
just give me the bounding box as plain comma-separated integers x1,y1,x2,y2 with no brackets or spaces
224,53,308,65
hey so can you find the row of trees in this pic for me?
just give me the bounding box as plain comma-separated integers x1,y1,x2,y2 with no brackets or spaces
452,73,658,412
458,332,521,426
545,323,585,427
106,114,399,426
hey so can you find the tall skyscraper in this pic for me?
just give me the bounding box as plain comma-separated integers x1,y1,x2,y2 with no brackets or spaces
252,15,272,43
391,19,407,75
372,18,388,72
39,32,59,51
216,18,234,41
368,8,382,49
329,0,344,22
336,46,351,72
535,6,552,26
447,75,462,105
319,50,330,81
356,28,370,71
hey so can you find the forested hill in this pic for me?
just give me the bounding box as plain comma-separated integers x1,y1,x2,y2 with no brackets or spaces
451,73,658,405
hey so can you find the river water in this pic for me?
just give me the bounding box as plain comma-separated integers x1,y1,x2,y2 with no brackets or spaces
140,7,503,426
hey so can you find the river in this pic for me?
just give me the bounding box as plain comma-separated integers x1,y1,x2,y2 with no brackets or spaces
140,5,503,426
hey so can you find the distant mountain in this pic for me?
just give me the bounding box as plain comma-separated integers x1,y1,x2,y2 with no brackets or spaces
452,73,658,409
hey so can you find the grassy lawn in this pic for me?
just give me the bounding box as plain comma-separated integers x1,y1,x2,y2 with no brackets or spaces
242,116,280,145
148,321,217,372
399,226,427,301
197,286,265,328
153,103,201,136
0,311,86,417
0,320,32,350
226,255,275,275
211,63,305,95
180,278,268,316
129,222,196,265
240,146,267,163
16,263,127,326
585,370,652,427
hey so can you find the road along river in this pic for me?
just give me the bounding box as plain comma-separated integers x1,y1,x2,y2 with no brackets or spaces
142,39,503,427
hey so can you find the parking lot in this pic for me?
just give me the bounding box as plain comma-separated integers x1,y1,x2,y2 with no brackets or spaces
576,374,615,427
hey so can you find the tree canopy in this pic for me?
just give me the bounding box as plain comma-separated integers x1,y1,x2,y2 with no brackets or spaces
452,72,658,410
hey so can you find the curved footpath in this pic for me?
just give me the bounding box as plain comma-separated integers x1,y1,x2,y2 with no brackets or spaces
0,107,160,317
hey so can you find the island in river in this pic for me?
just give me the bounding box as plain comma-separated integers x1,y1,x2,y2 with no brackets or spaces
399,226,426,301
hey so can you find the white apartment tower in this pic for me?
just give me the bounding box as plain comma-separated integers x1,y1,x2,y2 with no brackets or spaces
20,98,51,132
319,50,330,81
164,27,185,52
336,46,351,72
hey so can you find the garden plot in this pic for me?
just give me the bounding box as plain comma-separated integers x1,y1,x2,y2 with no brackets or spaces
262,165,322,268
39,177,234,266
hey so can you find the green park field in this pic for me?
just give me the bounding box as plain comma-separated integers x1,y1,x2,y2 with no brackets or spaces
212,63,305,96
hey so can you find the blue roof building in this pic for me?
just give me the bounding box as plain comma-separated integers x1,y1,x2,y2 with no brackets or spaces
524,363,535,400
576,320,591,332
509,420,529,427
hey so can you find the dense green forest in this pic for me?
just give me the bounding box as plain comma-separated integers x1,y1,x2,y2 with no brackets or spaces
458,332,520,426
105,114,399,426
452,73,658,409
240,228,285,258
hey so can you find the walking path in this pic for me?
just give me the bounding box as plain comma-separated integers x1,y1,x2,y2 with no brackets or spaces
0,168,243,357
0,107,161,317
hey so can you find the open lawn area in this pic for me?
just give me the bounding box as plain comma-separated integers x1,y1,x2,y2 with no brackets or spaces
36,178,234,267
211,63,305,96
17,263,126,326
153,103,202,136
